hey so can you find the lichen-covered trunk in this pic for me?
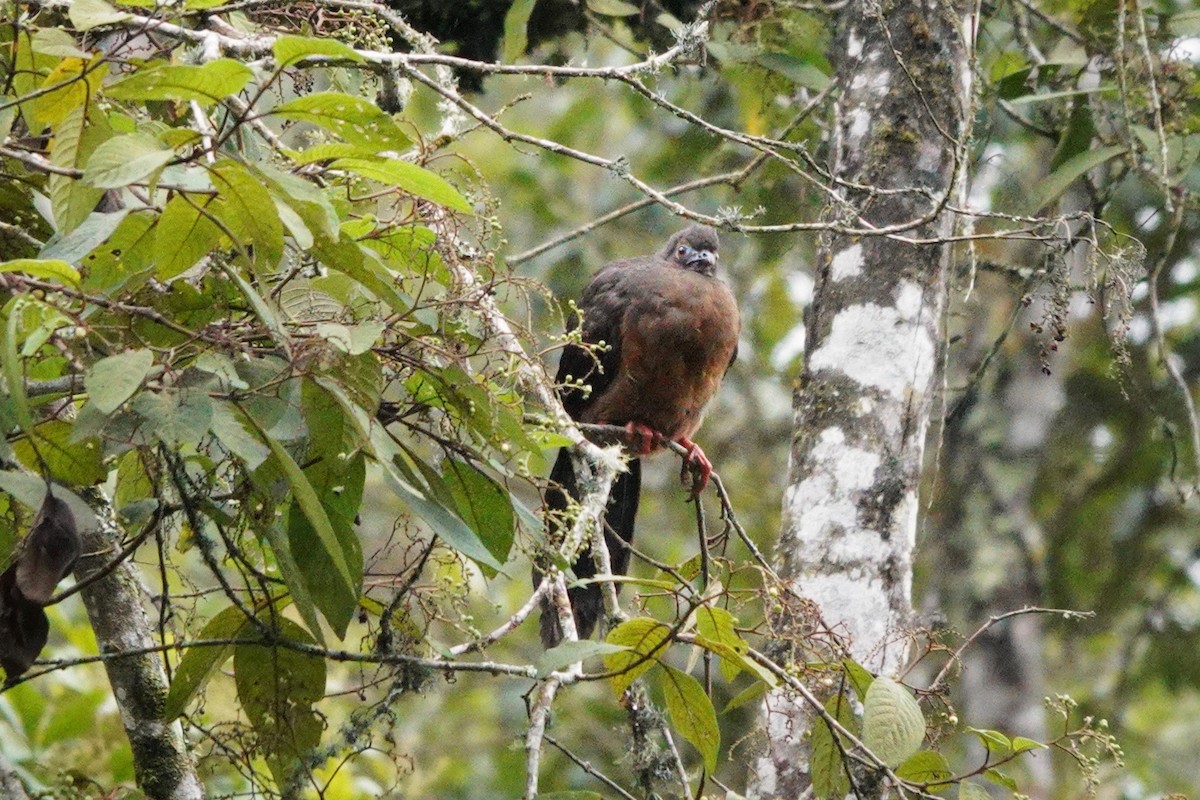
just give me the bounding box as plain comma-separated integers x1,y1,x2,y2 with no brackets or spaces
751,2,972,796
78,494,204,800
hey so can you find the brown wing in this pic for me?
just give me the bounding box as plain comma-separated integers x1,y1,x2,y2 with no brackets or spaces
554,257,651,420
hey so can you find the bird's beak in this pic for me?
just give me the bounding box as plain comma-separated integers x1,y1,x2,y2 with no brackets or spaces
687,250,717,270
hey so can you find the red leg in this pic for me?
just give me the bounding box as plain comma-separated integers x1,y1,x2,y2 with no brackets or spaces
623,422,663,456
676,436,713,496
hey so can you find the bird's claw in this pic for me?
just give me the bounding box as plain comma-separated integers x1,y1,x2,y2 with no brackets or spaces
677,437,712,497
624,422,663,456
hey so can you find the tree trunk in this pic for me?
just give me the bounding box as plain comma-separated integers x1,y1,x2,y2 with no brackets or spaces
78,493,204,800
751,2,973,796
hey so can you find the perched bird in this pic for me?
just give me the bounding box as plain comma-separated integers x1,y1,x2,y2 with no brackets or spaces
539,224,740,647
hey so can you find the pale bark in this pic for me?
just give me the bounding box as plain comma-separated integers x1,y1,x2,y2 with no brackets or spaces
78,492,204,800
751,1,974,796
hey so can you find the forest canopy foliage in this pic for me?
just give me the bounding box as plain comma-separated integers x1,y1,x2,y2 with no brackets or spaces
0,0,1197,798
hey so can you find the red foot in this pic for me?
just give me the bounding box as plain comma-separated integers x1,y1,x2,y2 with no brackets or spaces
623,422,663,456
676,436,713,497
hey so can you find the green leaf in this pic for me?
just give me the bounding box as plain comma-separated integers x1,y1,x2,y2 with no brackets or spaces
209,401,270,469
537,640,628,677
695,605,746,681
443,458,514,566
604,617,671,696
13,420,107,486
966,727,1012,755
224,267,290,351
257,522,326,646
287,392,365,640
959,782,992,800
587,0,639,15
3,299,34,434
692,635,777,688
332,158,472,213
1030,145,1126,212
234,618,326,786
371,427,501,571
272,35,364,68
983,768,1018,791
31,56,102,129
39,209,130,265
69,0,131,29
503,0,537,61
842,658,875,700
130,390,213,447
811,692,856,800
211,160,284,268
754,52,832,90
163,604,253,720
722,680,768,713
286,142,378,166
660,665,720,772
313,234,411,315
1048,103,1097,172
896,750,953,785
1011,736,1047,753
85,348,154,414
48,104,104,234
154,194,222,280
315,321,385,355
83,133,173,188
106,59,253,106
861,676,925,767
1168,9,1200,35
0,259,80,287
258,167,340,240
250,418,358,601
535,793,603,800
269,92,411,150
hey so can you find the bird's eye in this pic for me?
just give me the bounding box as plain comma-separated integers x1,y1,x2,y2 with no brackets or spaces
677,246,688,257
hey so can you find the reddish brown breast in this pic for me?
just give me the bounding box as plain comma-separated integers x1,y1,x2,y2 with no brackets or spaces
581,264,739,442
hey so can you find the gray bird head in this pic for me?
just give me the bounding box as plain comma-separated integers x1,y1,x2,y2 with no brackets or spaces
661,225,719,276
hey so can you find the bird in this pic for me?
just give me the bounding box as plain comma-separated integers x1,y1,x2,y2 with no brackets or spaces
538,224,740,647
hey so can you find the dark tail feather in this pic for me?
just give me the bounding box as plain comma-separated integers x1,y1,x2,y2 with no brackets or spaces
537,449,641,647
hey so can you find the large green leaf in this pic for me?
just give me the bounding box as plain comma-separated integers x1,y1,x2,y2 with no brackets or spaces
163,604,254,720
209,401,270,470
39,208,130,266
48,105,104,234
85,348,154,414
332,158,473,213
83,132,173,188
272,35,364,68
375,435,502,571
69,0,131,29
153,194,222,280
0,259,80,287
603,617,671,696
812,692,857,800
861,677,926,768
695,605,746,682
536,640,628,677
269,92,411,150
895,750,953,785
105,59,253,106
660,664,720,772
442,458,514,566
502,0,537,61
250,417,358,602
210,160,284,268
234,617,326,785
1030,145,1126,212
12,420,106,486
